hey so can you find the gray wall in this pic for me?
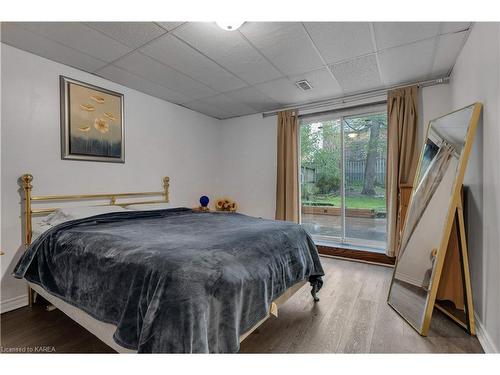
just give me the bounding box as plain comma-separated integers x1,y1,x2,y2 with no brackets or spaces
449,23,500,353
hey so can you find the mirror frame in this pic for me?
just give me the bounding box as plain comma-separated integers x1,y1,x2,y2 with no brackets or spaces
387,102,482,336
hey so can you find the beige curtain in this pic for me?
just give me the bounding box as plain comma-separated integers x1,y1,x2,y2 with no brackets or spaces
275,110,299,222
387,86,419,257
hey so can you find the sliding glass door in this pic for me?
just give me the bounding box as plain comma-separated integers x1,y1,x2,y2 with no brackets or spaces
300,107,388,252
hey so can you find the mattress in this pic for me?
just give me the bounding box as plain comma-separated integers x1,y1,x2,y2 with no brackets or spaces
29,280,307,353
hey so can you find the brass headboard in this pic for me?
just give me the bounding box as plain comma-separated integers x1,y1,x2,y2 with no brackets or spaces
20,173,169,248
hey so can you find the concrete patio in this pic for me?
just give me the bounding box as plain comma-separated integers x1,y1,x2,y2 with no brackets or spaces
301,212,387,248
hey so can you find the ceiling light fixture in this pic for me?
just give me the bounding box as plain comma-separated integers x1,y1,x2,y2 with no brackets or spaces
215,21,245,31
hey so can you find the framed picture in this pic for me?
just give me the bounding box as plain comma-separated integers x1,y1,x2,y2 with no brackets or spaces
60,76,124,163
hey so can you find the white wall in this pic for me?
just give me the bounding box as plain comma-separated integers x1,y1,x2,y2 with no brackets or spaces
1,44,221,311
419,84,452,140
218,114,277,219
447,23,500,353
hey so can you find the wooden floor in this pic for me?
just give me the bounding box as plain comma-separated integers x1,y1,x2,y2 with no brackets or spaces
0,257,483,353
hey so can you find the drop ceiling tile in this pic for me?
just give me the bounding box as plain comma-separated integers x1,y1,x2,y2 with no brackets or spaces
290,67,343,100
140,34,247,92
173,22,282,84
255,78,309,104
182,99,233,119
96,65,190,104
240,22,324,75
13,22,131,62
441,22,471,34
1,23,107,72
255,68,341,106
156,22,185,31
377,38,436,86
373,22,440,50
225,86,282,112
432,31,468,76
200,94,256,117
304,22,374,63
85,22,167,49
114,52,216,100
329,54,381,93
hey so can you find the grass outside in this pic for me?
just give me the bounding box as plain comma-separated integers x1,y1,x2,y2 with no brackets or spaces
302,194,386,211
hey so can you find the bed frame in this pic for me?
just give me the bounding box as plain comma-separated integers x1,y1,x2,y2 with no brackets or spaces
19,173,312,352
21,173,170,247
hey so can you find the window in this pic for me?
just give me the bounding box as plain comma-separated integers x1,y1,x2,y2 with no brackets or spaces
300,106,388,252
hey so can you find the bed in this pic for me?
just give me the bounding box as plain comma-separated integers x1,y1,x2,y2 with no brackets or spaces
13,174,324,353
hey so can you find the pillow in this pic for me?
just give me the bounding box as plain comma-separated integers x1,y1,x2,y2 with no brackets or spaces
43,205,126,224
124,203,171,211
32,221,53,241
32,205,126,240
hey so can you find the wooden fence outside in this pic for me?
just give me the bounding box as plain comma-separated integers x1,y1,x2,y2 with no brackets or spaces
345,158,386,185
302,158,386,186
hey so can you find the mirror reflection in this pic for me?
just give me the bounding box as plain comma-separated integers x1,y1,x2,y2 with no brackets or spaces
388,104,475,332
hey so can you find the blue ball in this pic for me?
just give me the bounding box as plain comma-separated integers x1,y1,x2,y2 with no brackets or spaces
199,196,209,207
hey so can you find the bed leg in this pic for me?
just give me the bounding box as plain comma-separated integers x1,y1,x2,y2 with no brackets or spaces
311,282,320,303
28,286,33,307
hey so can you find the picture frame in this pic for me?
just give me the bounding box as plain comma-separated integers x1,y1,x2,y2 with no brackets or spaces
60,76,124,163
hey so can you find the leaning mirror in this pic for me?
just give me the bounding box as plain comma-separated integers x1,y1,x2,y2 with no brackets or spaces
387,103,482,336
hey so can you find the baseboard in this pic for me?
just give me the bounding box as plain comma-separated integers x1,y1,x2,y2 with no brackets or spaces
474,312,498,353
316,244,396,265
0,294,28,314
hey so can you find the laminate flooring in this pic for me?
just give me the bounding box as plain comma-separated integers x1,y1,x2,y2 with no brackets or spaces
0,257,483,353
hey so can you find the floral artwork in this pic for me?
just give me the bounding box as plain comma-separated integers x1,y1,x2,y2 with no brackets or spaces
61,76,124,162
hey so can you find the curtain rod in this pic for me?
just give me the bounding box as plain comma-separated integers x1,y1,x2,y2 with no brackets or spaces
262,76,450,118
298,99,388,120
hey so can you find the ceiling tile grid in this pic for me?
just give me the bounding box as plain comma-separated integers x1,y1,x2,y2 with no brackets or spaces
1,23,109,72
197,94,256,117
0,21,472,119
140,34,247,92
373,22,441,50
223,86,283,112
155,22,185,31
96,64,191,104
290,68,344,101
377,37,437,86
84,22,168,49
183,98,236,119
113,51,217,100
12,22,133,62
239,22,325,76
431,31,468,77
172,22,283,84
255,77,308,104
303,22,375,64
440,22,472,34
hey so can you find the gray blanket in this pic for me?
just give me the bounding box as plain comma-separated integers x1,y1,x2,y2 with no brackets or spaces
13,208,324,353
